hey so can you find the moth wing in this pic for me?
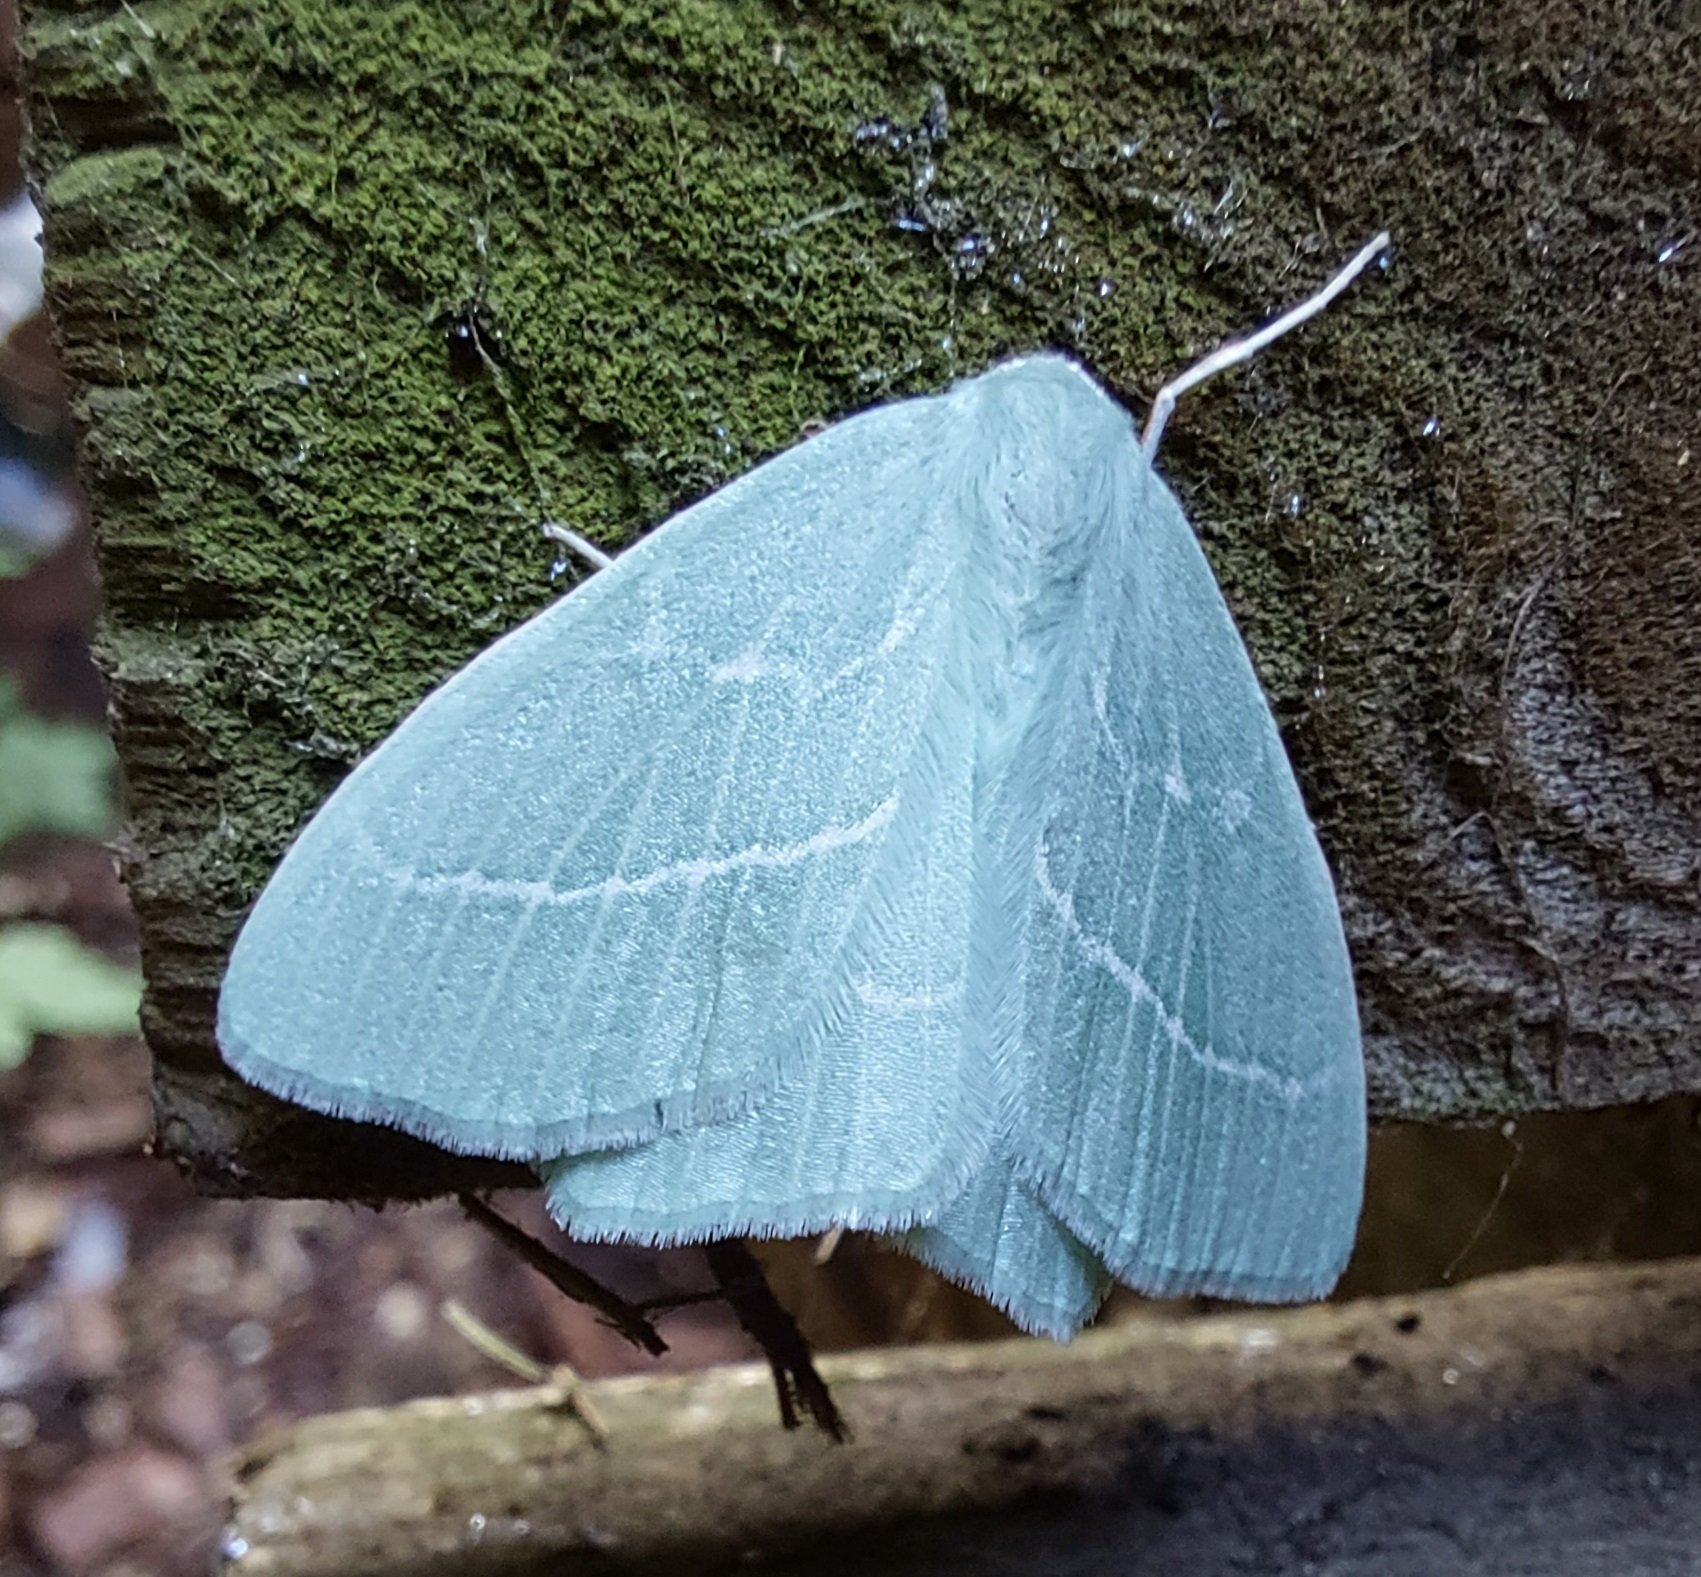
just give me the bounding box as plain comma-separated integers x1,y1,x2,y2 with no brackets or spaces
544,656,990,1242
219,395,970,1159
902,1158,1111,1340
1015,459,1365,1299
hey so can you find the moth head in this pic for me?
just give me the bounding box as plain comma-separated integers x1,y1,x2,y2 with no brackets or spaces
953,354,1141,556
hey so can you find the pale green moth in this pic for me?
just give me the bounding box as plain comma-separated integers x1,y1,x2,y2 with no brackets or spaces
219,234,1386,1338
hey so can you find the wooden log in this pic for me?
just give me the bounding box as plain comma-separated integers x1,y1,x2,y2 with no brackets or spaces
223,1257,1701,1576
20,2,1701,1202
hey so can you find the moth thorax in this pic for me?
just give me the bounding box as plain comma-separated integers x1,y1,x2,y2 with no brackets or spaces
966,438,1117,628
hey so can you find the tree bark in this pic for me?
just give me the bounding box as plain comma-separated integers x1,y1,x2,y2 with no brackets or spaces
22,1,1701,1201
223,1257,1701,1576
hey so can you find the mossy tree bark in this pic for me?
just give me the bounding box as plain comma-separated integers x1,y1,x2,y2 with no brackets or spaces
22,0,1701,1202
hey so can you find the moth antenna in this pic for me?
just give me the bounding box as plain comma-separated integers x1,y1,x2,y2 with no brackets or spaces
541,519,614,571
1140,229,1392,458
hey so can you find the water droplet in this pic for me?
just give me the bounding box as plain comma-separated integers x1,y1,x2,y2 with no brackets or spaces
952,234,990,279
227,1320,273,1367
221,1533,252,1562
1286,491,1304,518
1095,277,1116,299
226,1320,272,1367
1441,1367,1460,1386
1007,269,1025,289
894,212,929,234
444,302,504,381
53,1200,126,1293
468,1513,488,1535
1117,138,1143,159
938,333,954,352
0,1401,36,1449
1377,242,1397,272
1421,415,1442,439
373,1282,429,1341
1655,236,1688,264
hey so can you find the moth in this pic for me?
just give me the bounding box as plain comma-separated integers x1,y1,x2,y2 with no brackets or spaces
220,235,1386,1337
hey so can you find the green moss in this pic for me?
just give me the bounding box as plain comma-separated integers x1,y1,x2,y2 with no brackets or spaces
33,0,1691,1126
36,3,1377,882
41,146,170,209
33,0,1441,899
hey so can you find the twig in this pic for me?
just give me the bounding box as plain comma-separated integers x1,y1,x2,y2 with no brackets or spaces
442,1297,552,1382
761,196,873,239
812,1225,846,1265
440,1298,610,1446
457,1193,667,1357
1441,1122,1524,1283
636,1284,747,1313
705,1240,848,1442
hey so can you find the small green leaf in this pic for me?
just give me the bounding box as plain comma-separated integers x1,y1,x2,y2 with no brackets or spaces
0,923,141,1068
0,676,117,848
